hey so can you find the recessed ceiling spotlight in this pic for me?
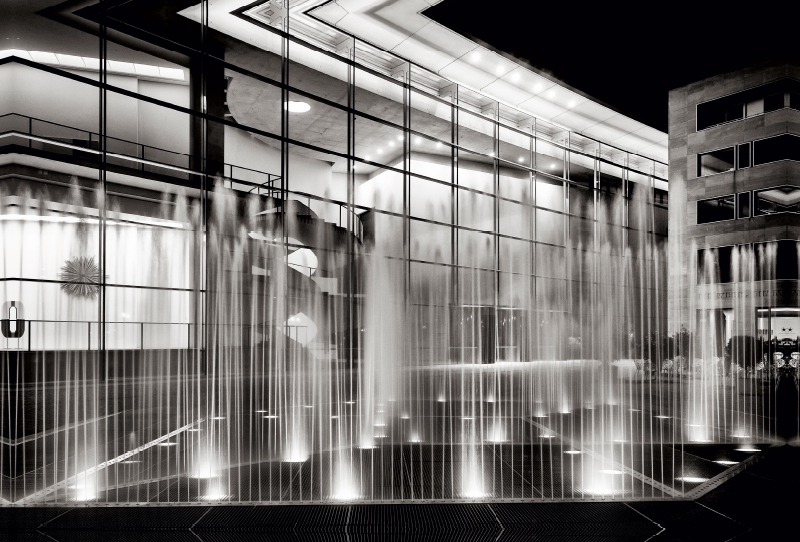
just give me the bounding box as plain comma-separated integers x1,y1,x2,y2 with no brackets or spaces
436,142,442,148
388,141,394,147
377,149,383,154
568,100,576,107
547,90,556,99
495,66,503,75
549,163,555,169
512,72,520,82
518,157,524,163
415,137,422,144
365,155,371,161
471,51,481,62
397,135,404,141
284,101,311,113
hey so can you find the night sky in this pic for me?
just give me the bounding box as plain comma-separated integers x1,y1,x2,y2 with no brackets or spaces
425,0,795,132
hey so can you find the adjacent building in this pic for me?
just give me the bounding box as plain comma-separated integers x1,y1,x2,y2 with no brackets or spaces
669,62,800,363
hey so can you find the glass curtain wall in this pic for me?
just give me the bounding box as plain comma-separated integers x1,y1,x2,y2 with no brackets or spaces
0,0,715,505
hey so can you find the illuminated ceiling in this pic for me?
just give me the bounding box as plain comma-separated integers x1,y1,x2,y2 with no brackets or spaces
181,0,668,163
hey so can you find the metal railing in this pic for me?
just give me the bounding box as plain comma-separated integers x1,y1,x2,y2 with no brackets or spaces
0,112,363,242
0,319,311,353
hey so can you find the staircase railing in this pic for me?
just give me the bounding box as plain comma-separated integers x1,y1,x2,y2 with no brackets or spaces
0,112,363,242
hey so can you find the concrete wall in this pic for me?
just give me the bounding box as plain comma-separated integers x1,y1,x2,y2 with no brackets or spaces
668,62,800,333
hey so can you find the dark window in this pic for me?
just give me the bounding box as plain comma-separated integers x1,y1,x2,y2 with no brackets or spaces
754,186,800,215
697,195,735,224
697,246,734,284
737,142,751,168
776,241,799,280
697,101,744,130
697,147,735,177
753,134,800,166
764,92,785,112
738,192,751,218
696,79,800,131
654,187,668,206
754,240,799,280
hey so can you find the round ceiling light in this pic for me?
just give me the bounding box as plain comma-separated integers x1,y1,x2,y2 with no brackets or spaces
285,101,311,113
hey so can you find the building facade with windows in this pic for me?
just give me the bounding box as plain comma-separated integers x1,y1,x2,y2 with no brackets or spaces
668,62,800,364
0,0,691,505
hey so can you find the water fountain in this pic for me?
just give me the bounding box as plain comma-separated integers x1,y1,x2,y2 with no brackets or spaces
0,175,775,505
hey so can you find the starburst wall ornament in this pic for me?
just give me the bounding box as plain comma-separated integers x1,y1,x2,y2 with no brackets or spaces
59,257,106,299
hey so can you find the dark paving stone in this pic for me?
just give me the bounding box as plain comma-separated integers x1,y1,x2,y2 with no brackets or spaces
349,503,499,534
694,445,800,540
0,508,71,530
492,502,658,537
628,501,745,541
196,504,350,533
0,532,54,542
43,507,208,530
43,532,200,542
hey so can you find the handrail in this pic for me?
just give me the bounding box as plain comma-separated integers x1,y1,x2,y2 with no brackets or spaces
0,112,363,242
0,112,280,186
0,320,309,353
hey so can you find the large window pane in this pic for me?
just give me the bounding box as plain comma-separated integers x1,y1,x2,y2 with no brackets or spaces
410,89,452,141
410,175,451,223
536,177,564,212
458,109,495,155
290,93,348,155
288,40,349,105
753,134,800,166
355,67,404,125
410,219,451,264
459,188,494,230
536,139,565,177
697,195,735,224
697,147,735,176
754,186,800,215
536,209,564,245
355,114,406,168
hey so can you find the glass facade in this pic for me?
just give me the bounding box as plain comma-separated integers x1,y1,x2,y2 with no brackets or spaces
4,1,764,506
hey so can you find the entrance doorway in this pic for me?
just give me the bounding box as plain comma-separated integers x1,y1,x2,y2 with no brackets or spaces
757,308,800,366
